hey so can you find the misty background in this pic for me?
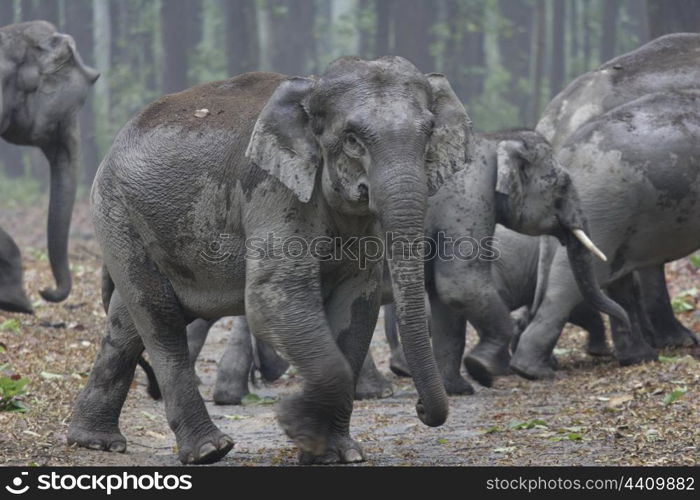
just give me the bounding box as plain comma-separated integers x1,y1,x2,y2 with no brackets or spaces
1,0,699,189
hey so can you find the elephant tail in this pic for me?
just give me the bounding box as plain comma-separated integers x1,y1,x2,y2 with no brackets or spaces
102,264,161,400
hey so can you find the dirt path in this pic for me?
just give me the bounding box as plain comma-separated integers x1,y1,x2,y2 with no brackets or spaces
0,200,698,466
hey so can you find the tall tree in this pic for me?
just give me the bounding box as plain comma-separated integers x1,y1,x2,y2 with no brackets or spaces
267,0,315,75
532,0,547,124
500,0,534,125
64,0,100,185
582,0,592,68
627,0,649,45
393,0,436,72
222,0,259,76
646,0,700,38
161,0,191,93
375,0,393,55
600,0,621,62
550,0,566,98
357,0,372,58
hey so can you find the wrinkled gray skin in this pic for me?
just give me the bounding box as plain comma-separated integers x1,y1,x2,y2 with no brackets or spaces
0,21,99,302
512,91,700,379
415,130,624,393
536,32,700,349
170,130,618,400
0,226,32,314
68,58,472,465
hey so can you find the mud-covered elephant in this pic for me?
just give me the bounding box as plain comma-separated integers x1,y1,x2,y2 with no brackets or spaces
68,57,473,465
0,226,32,314
511,90,700,379
536,32,700,349
1,21,99,302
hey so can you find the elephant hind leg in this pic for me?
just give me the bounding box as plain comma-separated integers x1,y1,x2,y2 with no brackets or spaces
608,274,657,366
67,290,141,453
568,304,610,356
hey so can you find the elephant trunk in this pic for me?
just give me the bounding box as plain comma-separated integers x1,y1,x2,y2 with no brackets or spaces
374,163,449,428
557,198,631,329
40,118,79,302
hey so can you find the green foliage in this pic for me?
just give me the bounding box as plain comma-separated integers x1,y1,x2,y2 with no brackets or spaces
509,419,548,430
0,365,28,413
0,319,21,333
663,388,687,405
671,288,697,313
0,173,43,210
689,254,700,268
241,393,277,406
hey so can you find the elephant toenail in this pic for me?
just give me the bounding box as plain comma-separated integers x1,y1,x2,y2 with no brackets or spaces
87,441,104,450
219,436,235,450
198,442,217,459
109,442,126,453
345,449,363,462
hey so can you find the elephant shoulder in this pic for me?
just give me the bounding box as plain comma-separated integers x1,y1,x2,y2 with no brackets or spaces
134,72,288,133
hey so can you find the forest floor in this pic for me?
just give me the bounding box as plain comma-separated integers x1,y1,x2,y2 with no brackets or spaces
0,199,698,466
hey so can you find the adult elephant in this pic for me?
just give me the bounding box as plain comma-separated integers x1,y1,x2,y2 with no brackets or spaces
1,21,99,302
0,226,32,314
68,57,471,465
536,32,700,348
512,91,700,379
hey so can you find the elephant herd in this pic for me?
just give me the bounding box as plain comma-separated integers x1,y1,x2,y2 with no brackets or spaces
1,21,698,465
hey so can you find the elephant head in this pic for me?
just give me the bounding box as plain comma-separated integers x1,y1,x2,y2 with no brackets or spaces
246,56,473,427
0,227,32,314
493,130,630,329
0,21,99,302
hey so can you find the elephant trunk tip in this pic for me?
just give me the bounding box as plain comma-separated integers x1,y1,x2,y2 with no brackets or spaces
415,395,449,427
39,283,71,303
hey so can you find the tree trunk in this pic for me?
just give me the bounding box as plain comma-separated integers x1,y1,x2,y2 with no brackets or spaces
375,0,393,55
550,0,566,98
222,0,259,76
500,0,532,124
64,0,100,186
393,0,436,72
267,0,315,75
600,0,621,62
358,0,372,58
582,0,591,68
646,0,700,38
161,0,190,93
627,0,649,45
531,0,546,125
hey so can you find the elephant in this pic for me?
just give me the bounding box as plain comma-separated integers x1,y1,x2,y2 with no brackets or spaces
536,32,700,349
511,90,700,380
1,21,99,302
0,226,32,314
68,57,473,465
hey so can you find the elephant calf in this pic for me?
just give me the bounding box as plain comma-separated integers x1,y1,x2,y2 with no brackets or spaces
0,226,32,314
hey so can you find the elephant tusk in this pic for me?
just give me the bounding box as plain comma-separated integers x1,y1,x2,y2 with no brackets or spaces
572,229,608,262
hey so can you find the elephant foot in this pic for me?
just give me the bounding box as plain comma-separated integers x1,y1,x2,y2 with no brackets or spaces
509,352,555,380
586,341,612,357
67,425,127,453
177,429,234,465
355,371,393,400
298,435,365,465
389,351,411,378
277,393,345,457
255,340,290,382
213,381,249,405
617,346,658,367
653,326,698,348
443,375,474,396
464,342,511,387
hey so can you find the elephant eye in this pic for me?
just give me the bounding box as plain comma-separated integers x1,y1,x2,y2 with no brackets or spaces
343,133,365,158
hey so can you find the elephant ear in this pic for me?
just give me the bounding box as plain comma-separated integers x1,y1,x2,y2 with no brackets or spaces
245,77,320,203
495,139,528,210
425,73,473,195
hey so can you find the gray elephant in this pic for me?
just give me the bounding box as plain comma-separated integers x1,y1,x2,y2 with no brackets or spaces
1,21,99,302
0,226,32,314
511,90,700,380
68,57,472,465
536,32,700,349
164,129,617,400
